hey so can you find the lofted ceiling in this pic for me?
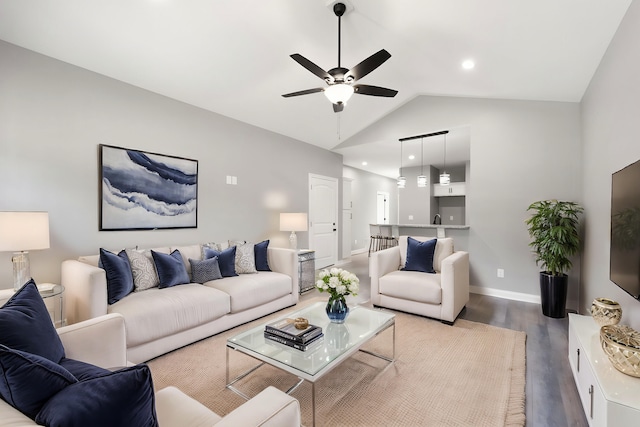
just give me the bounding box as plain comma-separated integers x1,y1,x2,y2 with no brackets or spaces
0,0,631,178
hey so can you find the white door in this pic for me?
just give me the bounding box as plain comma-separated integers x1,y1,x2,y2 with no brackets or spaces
309,174,338,269
377,192,390,224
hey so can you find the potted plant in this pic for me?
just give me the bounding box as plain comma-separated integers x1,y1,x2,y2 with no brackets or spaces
525,200,583,318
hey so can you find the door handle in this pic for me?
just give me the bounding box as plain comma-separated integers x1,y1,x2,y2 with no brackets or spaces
333,229,337,231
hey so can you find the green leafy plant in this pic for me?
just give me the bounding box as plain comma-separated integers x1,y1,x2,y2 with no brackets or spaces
525,200,583,277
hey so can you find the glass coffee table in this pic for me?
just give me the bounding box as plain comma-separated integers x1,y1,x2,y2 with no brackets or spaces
226,301,395,426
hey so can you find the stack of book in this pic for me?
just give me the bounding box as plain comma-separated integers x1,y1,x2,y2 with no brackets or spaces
264,318,323,351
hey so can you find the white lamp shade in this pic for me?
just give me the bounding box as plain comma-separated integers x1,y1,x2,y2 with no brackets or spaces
417,175,428,187
397,176,406,188
440,173,451,185
280,213,308,232
0,212,50,251
324,84,354,105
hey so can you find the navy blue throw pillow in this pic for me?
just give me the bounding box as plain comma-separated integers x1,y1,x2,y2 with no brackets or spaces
99,248,134,304
35,364,159,427
204,246,238,277
0,345,78,419
151,250,190,288
254,240,271,271
0,280,65,363
58,358,110,381
189,257,222,283
402,237,437,274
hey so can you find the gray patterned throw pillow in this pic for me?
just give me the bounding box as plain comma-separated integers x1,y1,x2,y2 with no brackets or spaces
234,242,257,274
125,249,160,291
189,257,222,283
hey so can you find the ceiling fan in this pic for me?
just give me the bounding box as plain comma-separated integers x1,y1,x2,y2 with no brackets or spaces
282,2,398,113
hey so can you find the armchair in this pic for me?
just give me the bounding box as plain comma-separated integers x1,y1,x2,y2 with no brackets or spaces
0,313,300,427
369,236,469,324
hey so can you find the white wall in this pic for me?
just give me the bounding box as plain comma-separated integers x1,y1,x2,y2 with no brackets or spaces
342,95,582,301
0,41,343,289
581,1,640,329
342,166,398,254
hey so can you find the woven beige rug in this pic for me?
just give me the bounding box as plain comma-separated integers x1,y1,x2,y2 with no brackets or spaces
148,301,526,427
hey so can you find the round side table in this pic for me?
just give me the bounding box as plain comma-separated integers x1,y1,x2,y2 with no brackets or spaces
37,283,65,328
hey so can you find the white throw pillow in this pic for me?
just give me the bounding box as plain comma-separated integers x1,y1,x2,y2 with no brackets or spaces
233,242,257,274
125,249,160,291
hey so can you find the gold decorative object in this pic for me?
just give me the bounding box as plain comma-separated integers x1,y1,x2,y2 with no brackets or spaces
600,324,640,377
294,317,309,330
591,298,622,327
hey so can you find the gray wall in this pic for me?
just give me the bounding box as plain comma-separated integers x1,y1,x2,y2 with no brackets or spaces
342,95,583,301
342,166,398,253
0,41,343,289
581,1,640,329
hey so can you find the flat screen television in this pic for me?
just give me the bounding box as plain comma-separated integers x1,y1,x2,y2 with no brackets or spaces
610,158,640,299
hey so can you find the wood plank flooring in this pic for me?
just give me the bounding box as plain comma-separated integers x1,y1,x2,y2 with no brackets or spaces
302,252,588,427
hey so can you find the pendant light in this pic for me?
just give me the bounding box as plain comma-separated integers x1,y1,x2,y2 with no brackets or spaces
417,137,427,187
397,140,406,188
440,133,450,185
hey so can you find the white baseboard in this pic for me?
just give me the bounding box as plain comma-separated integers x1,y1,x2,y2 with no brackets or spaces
351,248,368,256
470,285,541,304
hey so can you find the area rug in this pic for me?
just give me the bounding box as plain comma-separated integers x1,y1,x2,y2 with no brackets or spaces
147,301,526,427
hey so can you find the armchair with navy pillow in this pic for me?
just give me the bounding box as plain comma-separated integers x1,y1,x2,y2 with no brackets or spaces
369,236,470,324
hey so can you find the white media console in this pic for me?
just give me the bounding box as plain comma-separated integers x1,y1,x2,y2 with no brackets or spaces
568,314,640,426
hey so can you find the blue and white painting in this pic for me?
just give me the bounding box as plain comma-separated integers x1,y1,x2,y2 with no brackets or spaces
100,145,198,230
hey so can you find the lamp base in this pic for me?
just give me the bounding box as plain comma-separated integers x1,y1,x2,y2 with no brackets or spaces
289,231,298,250
12,251,31,291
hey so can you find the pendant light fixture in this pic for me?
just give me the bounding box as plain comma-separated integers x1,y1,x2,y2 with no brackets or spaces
397,140,406,188
417,137,427,187
440,133,450,185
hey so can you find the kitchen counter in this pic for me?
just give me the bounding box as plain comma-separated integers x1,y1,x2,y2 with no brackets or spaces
371,224,469,238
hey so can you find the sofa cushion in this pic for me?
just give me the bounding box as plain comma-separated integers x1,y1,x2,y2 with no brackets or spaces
0,280,65,363
399,236,454,273
189,257,222,283
152,250,190,288
234,242,258,274
0,345,77,419
379,271,442,305
108,285,230,347
126,249,161,292
100,248,134,304
254,240,271,271
204,246,238,277
205,272,291,313
402,237,436,273
35,364,158,427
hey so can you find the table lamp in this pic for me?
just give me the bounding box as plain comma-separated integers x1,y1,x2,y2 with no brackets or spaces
0,212,50,290
280,213,308,250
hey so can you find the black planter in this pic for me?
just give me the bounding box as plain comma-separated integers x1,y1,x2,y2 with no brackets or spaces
539,272,568,318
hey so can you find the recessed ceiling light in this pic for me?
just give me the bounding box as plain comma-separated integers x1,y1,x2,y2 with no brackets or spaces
362,161,368,166
462,59,475,70
408,155,415,160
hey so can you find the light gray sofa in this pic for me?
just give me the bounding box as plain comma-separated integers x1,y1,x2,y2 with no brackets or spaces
369,236,469,323
61,244,299,363
0,313,301,427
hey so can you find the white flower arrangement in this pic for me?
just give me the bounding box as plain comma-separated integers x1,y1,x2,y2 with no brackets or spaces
315,268,359,299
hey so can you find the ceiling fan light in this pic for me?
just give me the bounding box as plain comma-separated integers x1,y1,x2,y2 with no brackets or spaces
440,172,450,186
417,175,427,187
397,175,406,188
324,84,354,105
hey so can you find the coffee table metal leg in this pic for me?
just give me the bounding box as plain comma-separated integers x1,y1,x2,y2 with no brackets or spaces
312,382,316,427
359,322,396,362
226,346,265,401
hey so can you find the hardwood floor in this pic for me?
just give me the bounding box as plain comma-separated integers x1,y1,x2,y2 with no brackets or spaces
302,252,588,427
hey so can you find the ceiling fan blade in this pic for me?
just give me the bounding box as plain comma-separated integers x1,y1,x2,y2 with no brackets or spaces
282,88,325,98
353,84,398,97
290,54,334,82
333,103,344,113
346,49,391,81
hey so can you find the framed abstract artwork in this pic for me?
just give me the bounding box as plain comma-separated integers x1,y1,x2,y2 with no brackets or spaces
99,144,198,230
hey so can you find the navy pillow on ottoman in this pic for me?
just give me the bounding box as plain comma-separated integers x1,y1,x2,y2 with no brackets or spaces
402,237,437,274
0,345,78,419
0,280,65,363
35,364,159,427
